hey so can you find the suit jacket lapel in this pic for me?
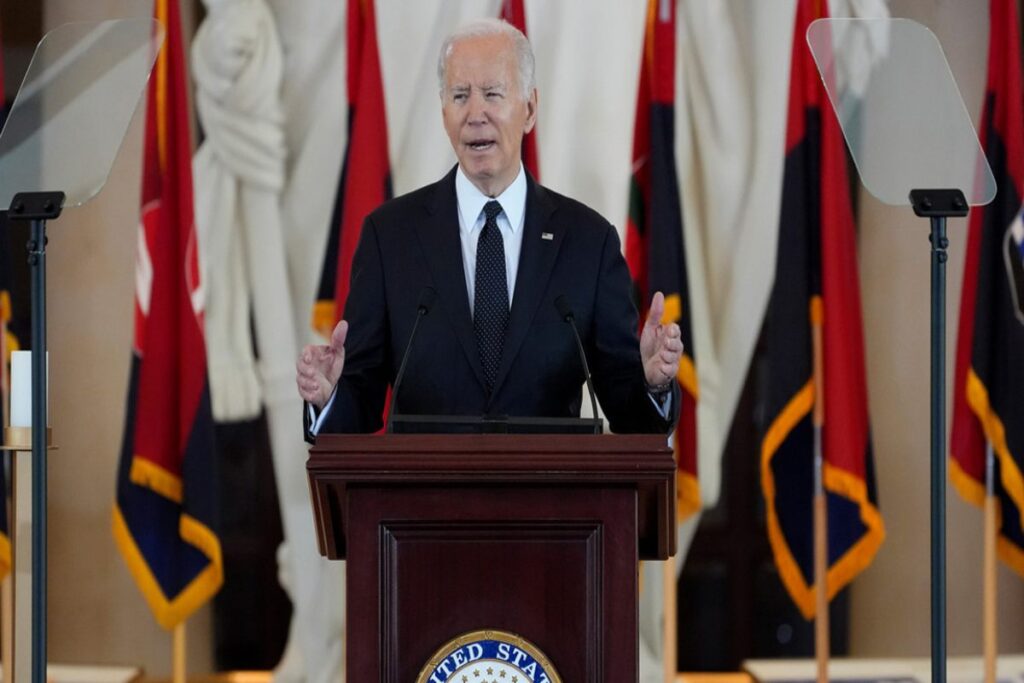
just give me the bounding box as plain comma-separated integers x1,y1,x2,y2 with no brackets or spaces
416,167,489,390
489,175,562,402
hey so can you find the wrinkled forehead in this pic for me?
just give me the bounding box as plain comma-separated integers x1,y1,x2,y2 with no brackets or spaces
443,35,519,91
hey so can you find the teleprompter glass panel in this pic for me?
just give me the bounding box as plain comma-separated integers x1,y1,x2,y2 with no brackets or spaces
807,18,995,206
0,18,164,210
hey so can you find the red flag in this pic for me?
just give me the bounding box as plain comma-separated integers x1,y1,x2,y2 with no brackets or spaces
625,0,699,522
112,0,222,629
313,0,392,337
500,0,540,179
950,0,1024,572
760,0,884,619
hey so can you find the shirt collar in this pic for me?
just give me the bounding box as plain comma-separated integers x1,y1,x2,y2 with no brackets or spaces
455,163,527,234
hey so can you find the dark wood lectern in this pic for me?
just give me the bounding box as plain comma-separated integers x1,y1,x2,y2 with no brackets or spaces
307,433,676,682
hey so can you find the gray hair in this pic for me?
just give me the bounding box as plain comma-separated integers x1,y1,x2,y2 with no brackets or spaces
437,18,536,100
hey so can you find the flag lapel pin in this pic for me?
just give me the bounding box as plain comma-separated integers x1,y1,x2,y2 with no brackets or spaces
541,232,554,240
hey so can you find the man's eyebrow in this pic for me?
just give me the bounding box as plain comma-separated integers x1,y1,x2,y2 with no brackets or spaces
448,82,505,92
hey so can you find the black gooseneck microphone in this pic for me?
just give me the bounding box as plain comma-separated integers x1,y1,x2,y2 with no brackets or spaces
554,295,601,425
386,287,438,433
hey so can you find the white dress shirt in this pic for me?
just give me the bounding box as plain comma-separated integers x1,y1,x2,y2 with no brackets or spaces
455,163,527,314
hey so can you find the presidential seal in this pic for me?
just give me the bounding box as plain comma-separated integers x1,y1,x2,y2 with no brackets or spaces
415,629,562,683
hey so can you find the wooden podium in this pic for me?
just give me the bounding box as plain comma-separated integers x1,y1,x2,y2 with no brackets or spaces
307,433,677,682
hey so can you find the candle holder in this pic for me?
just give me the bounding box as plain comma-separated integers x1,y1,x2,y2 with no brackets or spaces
1,427,54,451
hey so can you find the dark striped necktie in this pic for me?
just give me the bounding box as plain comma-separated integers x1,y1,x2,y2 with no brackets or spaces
474,200,508,394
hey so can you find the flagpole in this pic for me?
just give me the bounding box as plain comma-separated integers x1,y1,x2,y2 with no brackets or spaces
173,622,186,683
1,573,11,683
814,488,828,683
810,298,828,683
662,554,677,683
983,444,997,683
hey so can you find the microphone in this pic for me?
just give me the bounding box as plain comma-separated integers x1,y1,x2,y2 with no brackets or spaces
386,287,437,433
554,295,601,427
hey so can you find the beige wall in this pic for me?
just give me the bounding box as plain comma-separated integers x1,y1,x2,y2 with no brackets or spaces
42,0,213,676
850,0,1024,658
29,0,1023,675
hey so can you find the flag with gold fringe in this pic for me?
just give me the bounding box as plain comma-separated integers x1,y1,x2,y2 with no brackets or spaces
625,0,700,523
950,0,1024,574
760,0,884,619
312,0,392,338
112,0,222,630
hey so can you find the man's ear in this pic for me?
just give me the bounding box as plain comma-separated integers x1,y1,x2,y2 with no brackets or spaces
524,88,538,134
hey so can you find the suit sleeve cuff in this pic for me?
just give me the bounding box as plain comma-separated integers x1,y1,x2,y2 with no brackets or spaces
309,385,341,436
647,390,673,419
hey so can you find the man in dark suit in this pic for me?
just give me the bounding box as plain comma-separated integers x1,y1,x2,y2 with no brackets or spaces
297,18,682,435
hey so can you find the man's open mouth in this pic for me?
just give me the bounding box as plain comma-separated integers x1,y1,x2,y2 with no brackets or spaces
467,140,496,151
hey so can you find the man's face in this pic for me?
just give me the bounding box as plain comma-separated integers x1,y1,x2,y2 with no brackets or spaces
441,33,537,197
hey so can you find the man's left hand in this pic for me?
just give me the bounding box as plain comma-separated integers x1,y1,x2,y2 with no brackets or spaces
640,291,683,389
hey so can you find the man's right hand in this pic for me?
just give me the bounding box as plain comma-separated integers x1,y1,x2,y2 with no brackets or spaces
296,320,348,410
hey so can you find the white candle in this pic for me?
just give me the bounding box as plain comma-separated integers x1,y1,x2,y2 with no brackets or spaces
10,351,47,428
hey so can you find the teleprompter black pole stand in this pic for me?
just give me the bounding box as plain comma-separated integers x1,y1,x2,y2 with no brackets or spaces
7,190,65,683
909,188,968,683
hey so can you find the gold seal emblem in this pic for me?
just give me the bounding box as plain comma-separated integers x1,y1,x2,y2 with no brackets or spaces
415,629,562,683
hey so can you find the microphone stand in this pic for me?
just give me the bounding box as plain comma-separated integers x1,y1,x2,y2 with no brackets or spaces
386,289,436,434
555,295,603,434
